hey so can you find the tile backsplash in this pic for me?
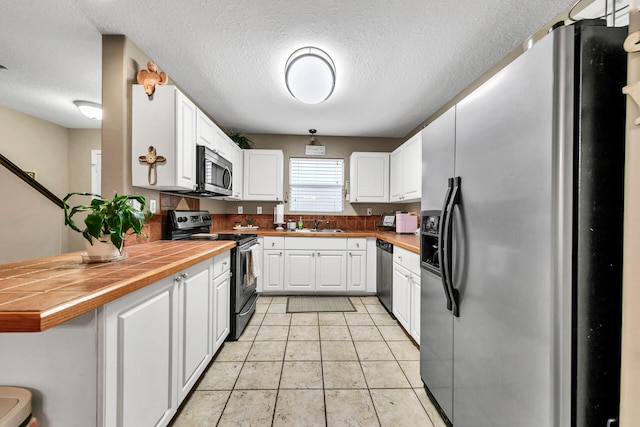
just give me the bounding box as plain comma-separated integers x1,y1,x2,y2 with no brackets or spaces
122,194,415,248
218,214,382,231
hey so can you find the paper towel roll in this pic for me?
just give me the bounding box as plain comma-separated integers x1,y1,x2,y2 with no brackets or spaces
274,204,284,224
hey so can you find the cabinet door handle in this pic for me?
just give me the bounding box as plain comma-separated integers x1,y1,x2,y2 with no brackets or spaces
279,251,283,256
182,272,189,280
272,242,275,247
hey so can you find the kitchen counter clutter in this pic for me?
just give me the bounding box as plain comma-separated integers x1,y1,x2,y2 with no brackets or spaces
225,229,420,253
0,240,235,332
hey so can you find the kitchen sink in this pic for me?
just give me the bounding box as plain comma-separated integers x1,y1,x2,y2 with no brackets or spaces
293,228,343,233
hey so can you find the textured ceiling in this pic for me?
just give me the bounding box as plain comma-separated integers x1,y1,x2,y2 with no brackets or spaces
1,0,596,137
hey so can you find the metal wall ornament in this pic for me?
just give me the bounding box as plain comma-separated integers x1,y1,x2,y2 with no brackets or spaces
136,61,168,96
138,145,166,185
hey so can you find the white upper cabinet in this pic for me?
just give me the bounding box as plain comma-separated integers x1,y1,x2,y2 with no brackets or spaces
227,141,243,200
389,149,403,201
196,109,216,151
243,149,284,201
349,152,390,203
132,85,197,191
390,132,422,202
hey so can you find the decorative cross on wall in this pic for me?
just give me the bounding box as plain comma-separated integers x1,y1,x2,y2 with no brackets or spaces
138,146,166,185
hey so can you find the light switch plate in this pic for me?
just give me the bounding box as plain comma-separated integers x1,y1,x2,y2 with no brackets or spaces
257,206,262,214
149,200,157,214
367,208,373,216
238,206,243,214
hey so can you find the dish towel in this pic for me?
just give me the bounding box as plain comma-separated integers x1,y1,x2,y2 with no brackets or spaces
246,245,261,286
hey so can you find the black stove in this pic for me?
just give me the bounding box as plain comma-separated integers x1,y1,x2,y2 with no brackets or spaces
165,210,212,240
165,210,256,245
165,210,259,341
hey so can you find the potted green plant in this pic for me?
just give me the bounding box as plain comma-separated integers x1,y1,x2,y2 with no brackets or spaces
63,192,152,260
227,131,254,149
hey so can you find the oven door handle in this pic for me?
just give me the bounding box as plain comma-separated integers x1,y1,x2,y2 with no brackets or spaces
239,243,259,254
238,294,258,317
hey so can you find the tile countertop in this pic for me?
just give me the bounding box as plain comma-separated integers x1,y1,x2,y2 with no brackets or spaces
226,229,420,253
0,240,235,333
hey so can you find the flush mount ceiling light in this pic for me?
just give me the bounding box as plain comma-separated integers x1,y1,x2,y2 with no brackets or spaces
285,47,335,104
73,100,102,120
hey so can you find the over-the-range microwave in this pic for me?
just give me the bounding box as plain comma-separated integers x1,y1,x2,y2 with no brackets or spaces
195,145,232,197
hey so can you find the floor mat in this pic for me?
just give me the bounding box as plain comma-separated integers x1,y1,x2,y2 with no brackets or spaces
286,296,356,313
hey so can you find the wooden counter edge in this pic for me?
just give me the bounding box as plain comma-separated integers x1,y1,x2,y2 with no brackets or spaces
0,241,236,333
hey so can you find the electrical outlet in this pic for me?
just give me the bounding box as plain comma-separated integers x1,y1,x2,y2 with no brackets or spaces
149,199,157,214
367,207,373,216
257,206,262,214
238,206,243,214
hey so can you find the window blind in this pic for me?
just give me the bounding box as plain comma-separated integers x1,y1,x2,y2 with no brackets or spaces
289,158,344,212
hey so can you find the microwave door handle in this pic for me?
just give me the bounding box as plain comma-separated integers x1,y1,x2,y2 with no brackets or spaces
223,166,232,190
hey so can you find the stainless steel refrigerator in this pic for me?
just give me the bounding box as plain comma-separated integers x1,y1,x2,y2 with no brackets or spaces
419,20,626,427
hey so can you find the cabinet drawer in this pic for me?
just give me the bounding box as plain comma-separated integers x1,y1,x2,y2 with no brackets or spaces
213,251,231,278
264,236,285,250
285,236,347,250
347,238,367,250
393,246,420,275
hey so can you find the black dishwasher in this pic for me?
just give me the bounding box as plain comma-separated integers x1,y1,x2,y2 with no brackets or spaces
376,239,394,314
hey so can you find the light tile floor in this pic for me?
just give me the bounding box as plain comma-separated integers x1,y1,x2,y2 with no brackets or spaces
170,295,446,427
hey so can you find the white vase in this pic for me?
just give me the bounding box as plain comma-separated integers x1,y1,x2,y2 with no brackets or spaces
84,236,122,261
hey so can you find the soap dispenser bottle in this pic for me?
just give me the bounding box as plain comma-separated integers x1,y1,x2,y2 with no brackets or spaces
298,216,304,230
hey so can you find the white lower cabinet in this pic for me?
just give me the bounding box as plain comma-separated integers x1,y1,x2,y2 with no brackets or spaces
392,246,421,343
260,236,373,294
100,253,231,427
263,249,285,291
212,251,231,353
283,250,347,292
100,275,177,427
347,238,367,292
213,270,230,350
315,251,347,292
347,250,367,292
392,263,412,331
411,273,421,342
284,250,316,291
177,261,212,402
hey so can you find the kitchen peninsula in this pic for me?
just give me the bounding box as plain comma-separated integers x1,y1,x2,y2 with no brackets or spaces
0,240,234,426
0,240,235,332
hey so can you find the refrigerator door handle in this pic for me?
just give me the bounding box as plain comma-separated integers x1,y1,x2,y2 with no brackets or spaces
439,177,454,311
443,176,461,317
